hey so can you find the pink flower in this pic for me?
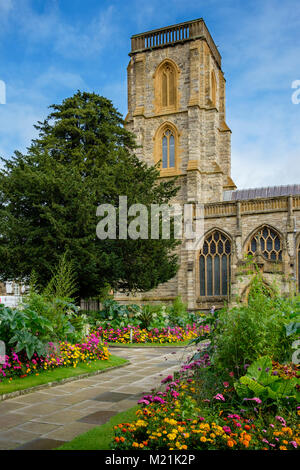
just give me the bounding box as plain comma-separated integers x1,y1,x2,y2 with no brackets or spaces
243,397,262,404
153,396,166,404
213,393,225,401
138,399,150,405
223,381,229,388
161,375,173,384
275,416,286,427
222,426,231,434
229,372,234,377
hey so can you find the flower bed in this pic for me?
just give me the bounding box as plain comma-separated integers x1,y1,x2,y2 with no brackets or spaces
111,362,300,451
0,333,110,381
97,324,209,344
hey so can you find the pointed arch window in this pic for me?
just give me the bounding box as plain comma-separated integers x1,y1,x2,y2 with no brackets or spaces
162,63,175,108
162,129,175,168
154,60,179,113
199,231,231,297
247,226,282,261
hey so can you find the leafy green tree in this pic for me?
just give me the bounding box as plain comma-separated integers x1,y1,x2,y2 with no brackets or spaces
0,91,179,298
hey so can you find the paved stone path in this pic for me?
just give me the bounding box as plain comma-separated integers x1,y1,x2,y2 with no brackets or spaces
0,346,192,450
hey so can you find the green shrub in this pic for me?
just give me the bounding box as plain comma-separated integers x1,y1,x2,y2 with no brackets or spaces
94,300,142,329
43,252,78,300
212,274,299,374
0,303,53,358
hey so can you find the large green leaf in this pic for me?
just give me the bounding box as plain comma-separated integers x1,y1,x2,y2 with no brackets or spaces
235,356,300,403
246,356,279,386
239,375,267,397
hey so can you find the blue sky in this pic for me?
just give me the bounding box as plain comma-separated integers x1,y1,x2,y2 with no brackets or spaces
0,0,300,188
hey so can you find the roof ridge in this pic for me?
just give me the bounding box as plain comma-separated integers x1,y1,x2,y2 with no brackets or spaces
224,184,300,201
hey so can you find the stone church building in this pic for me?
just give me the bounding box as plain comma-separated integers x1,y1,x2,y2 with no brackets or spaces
114,17,300,311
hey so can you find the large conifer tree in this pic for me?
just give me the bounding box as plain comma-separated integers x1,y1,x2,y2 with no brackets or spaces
0,91,179,298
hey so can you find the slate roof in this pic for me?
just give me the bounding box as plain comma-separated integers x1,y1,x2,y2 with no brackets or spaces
223,184,300,202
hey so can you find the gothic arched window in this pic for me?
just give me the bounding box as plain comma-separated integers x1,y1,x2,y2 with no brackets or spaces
154,59,179,113
199,231,231,297
161,63,175,108
162,129,175,168
154,122,179,175
247,226,282,261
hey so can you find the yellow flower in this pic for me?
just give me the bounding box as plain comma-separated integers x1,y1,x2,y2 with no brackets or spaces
169,419,177,425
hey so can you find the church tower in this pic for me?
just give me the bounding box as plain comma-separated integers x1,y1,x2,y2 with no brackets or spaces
115,18,300,312
126,18,236,208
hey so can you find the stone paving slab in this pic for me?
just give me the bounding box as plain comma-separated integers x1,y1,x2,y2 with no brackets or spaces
93,391,134,402
0,346,191,450
32,409,90,425
79,410,117,425
18,421,61,434
15,438,66,450
12,402,67,417
0,428,38,444
0,439,21,450
42,422,96,441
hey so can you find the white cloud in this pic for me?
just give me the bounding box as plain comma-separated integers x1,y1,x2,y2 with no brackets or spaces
12,2,118,59
35,67,86,91
0,67,86,159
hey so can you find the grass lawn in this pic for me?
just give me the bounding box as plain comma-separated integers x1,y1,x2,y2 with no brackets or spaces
56,405,139,450
0,355,128,396
107,340,191,348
